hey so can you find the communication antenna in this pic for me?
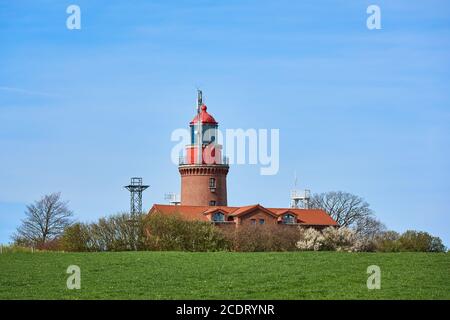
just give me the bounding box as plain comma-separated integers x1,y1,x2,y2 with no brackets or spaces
196,89,203,165
124,177,149,216
290,173,311,209
164,192,181,206
294,170,298,189
197,89,203,108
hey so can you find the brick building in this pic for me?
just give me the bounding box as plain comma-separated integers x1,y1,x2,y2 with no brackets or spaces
149,92,337,229
150,204,337,229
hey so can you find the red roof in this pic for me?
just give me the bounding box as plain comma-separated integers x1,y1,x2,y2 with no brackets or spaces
230,204,279,218
271,208,338,226
150,204,338,226
190,105,218,125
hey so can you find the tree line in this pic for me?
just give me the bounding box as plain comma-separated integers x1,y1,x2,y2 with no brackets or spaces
11,192,447,253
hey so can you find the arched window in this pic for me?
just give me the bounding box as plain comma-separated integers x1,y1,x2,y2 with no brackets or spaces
212,212,225,222
282,214,296,224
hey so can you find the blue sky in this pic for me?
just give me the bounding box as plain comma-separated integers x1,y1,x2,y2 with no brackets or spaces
0,0,449,246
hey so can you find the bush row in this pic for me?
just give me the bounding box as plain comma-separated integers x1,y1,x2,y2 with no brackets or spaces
60,213,302,252
56,213,447,253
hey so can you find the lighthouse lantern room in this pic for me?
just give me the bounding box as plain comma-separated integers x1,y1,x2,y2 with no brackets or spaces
178,91,229,206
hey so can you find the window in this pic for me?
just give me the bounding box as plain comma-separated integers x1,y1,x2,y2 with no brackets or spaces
212,212,225,222
209,200,217,206
282,214,296,224
209,178,216,188
259,219,265,225
250,219,256,225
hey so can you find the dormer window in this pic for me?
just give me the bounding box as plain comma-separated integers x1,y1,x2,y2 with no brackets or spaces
282,213,296,224
212,212,225,222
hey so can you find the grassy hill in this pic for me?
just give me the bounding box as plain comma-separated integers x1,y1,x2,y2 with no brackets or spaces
0,251,448,300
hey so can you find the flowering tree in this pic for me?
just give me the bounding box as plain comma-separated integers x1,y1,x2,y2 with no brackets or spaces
296,227,369,252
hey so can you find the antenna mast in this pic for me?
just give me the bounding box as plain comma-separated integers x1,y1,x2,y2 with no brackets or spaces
197,89,203,164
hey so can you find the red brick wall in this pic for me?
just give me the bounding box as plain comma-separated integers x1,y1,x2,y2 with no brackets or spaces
238,209,278,226
179,165,228,206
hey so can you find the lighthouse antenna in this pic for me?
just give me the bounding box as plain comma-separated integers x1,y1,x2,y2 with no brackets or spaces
197,89,203,111
197,89,203,164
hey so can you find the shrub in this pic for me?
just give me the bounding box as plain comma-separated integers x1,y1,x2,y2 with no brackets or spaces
59,213,447,253
429,236,446,253
322,227,356,251
296,227,371,252
398,230,446,252
61,223,91,252
296,228,324,251
88,214,143,251
223,224,299,252
35,238,62,251
60,213,301,252
60,213,148,252
373,231,401,252
0,244,37,253
143,213,229,252
59,213,229,252
373,230,446,253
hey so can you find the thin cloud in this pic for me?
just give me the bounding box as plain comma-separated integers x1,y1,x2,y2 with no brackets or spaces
0,86,59,98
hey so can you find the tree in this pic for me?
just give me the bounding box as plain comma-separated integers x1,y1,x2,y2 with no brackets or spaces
354,216,386,240
374,230,446,253
398,230,446,253
374,230,401,252
61,223,91,252
429,236,446,253
13,193,73,246
309,191,373,228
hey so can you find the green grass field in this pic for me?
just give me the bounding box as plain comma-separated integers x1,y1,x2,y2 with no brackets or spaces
0,251,448,300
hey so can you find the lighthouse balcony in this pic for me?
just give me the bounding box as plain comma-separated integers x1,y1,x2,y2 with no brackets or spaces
179,156,229,166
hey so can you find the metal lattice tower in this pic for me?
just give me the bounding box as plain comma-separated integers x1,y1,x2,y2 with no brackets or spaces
124,177,149,216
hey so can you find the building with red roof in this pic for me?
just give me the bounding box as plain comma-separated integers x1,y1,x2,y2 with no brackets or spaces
149,91,338,229
150,204,337,228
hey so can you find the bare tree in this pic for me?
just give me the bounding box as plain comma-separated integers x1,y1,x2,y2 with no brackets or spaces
13,193,73,246
354,216,386,239
309,191,373,228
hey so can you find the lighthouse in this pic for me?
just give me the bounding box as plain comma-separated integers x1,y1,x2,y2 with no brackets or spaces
150,92,338,229
178,91,229,206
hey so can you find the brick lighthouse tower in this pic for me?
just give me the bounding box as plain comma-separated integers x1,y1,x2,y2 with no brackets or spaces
179,90,229,206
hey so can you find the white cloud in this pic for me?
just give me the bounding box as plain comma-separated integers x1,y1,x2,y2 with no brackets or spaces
0,86,58,98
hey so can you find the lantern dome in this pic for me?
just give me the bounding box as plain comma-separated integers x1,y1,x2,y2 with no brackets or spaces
190,105,218,125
